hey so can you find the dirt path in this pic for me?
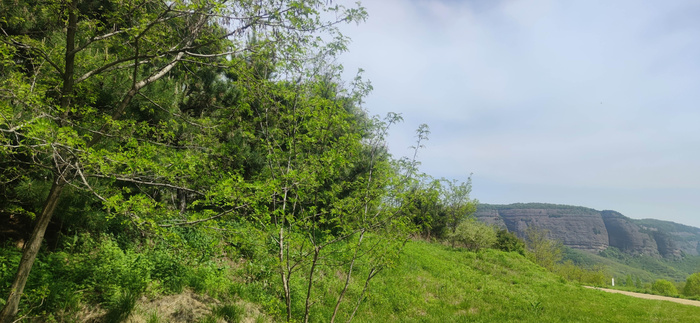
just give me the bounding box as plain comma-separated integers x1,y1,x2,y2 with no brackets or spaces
584,286,700,307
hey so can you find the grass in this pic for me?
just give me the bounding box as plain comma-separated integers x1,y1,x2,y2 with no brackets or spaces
4,232,700,322
344,241,700,322
213,303,244,322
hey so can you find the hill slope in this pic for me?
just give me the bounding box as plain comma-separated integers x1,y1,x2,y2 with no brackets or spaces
348,241,700,322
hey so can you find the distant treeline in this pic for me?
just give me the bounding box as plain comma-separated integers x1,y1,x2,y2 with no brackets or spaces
477,203,598,214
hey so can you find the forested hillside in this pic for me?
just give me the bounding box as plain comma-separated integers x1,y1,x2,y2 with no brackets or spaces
0,1,482,321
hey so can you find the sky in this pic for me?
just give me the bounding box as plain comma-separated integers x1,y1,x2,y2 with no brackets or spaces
335,0,700,228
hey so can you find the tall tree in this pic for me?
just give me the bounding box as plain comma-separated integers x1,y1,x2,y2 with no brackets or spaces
441,177,478,246
0,0,366,320
237,61,424,321
524,226,563,270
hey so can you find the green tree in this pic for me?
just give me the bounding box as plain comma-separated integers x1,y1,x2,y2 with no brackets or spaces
524,226,563,270
495,229,525,255
625,274,634,287
0,0,366,321
440,178,477,245
683,273,700,297
651,279,678,296
448,219,497,251
231,50,425,321
404,179,444,240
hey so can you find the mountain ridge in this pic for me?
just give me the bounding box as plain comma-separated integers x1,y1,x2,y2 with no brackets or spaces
475,203,700,258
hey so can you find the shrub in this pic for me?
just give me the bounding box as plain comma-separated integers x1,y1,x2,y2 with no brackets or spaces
495,229,525,255
553,261,606,286
524,227,563,270
91,237,153,300
149,247,188,293
213,303,244,322
104,290,138,323
448,219,497,251
683,273,700,297
651,279,678,296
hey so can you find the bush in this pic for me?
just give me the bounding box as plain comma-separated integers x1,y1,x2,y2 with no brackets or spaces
448,219,497,251
651,279,678,296
91,237,153,300
213,303,244,322
495,229,525,255
683,273,700,297
149,247,189,293
525,227,563,270
104,290,138,323
553,261,606,286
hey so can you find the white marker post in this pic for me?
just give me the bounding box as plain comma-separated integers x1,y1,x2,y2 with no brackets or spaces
612,278,615,286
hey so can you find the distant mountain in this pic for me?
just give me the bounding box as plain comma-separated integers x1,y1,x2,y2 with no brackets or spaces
475,203,700,258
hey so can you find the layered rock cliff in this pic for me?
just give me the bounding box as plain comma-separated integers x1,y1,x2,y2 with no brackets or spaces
476,203,700,258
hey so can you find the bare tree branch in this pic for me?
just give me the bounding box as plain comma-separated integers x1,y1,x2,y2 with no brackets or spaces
158,205,246,227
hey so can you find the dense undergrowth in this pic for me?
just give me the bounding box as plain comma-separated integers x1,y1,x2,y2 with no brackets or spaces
3,225,700,322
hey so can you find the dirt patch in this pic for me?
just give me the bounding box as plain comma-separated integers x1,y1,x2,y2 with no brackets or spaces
126,290,221,323
71,290,268,323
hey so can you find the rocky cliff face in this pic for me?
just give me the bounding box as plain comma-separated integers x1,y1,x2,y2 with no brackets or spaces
601,210,659,256
478,205,608,252
476,203,700,258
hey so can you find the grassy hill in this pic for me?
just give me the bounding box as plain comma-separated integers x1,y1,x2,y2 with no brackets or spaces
346,241,700,322
4,231,700,322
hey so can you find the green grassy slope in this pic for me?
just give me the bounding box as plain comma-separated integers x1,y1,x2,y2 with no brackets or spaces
349,241,700,322
4,234,700,322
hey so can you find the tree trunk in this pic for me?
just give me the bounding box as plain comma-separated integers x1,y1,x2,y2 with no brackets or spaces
279,228,292,322
0,2,77,320
303,247,320,323
0,180,65,323
331,230,365,323
347,267,379,323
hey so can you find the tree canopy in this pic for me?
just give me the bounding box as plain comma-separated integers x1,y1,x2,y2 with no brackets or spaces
0,1,484,321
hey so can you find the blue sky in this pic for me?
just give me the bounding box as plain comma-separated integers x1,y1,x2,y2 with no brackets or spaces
336,0,700,228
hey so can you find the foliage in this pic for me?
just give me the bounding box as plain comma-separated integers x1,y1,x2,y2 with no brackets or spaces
4,224,700,322
104,290,138,323
212,303,245,322
403,179,445,239
553,260,607,286
495,229,526,255
0,0,370,320
651,279,678,297
0,229,241,320
563,248,657,284
683,273,700,297
477,203,599,215
524,226,563,271
448,219,497,251
442,178,478,240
